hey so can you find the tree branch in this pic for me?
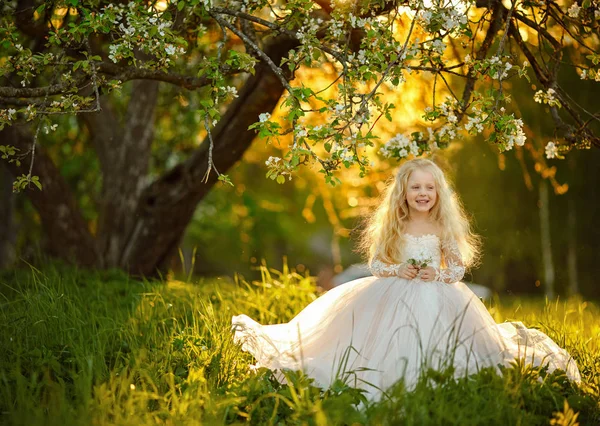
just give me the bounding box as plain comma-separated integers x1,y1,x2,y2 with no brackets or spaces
457,5,504,120
0,62,245,100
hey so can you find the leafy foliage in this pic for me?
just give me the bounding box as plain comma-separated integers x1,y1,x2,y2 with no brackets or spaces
1,0,599,189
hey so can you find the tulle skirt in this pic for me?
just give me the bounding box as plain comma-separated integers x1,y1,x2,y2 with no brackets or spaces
231,276,581,402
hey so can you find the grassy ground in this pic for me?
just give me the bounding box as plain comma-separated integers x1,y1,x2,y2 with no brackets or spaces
0,263,598,425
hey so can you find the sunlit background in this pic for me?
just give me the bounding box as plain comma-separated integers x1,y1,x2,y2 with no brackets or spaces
5,0,600,299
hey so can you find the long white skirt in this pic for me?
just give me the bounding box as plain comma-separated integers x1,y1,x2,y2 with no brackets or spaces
232,276,581,402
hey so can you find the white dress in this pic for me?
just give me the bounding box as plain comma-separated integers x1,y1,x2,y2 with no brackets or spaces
231,234,581,402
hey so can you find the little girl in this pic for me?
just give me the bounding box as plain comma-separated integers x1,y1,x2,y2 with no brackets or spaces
232,159,581,402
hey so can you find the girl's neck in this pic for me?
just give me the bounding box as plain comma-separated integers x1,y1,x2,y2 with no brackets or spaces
408,210,432,222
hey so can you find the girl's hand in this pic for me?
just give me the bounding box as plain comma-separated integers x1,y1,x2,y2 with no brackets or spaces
418,266,436,282
399,264,419,280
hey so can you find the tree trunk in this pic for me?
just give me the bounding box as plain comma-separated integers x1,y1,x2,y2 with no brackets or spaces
566,156,579,296
0,161,16,269
539,180,555,298
567,197,579,295
5,34,297,276
2,126,99,266
81,80,159,268
121,35,299,276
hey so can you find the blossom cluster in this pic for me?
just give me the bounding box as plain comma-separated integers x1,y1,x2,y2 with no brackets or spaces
464,107,488,134
469,55,514,80
98,3,187,66
534,88,561,108
419,5,468,35
496,115,527,151
379,128,439,160
545,141,559,159
236,0,268,13
579,68,600,81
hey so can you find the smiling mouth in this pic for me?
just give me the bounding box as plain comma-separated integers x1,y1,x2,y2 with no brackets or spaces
416,200,429,204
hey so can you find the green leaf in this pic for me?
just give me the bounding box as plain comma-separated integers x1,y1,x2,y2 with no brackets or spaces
31,176,43,191
217,174,233,186
276,175,285,184
35,4,46,15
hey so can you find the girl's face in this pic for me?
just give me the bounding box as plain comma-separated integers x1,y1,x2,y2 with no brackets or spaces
405,169,437,215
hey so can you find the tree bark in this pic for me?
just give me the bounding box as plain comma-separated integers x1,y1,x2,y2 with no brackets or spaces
120,35,299,276
539,180,555,298
567,196,579,296
0,160,16,269
81,80,159,267
2,126,99,266
4,34,297,275
566,156,579,295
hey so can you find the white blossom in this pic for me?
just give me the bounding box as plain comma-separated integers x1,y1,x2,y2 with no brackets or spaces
265,156,281,167
165,44,176,56
465,108,486,134
357,49,368,65
430,39,446,55
567,3,581,17
502,117,526,150
296,127,308,138
339,148,354,162
258,112,271,122
409,141,420,156
513,118,526,146
329,18,344,39
490,59,513,80
108,44,119,63
545,141,558,159
420,10,432,25
223,86,238,98
438,123,457,140
379,133,413,158
534,88,558,106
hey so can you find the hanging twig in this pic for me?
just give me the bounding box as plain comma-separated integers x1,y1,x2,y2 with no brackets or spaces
202,114,220,183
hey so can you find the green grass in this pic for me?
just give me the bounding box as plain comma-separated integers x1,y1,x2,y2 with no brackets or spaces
0,263,598,425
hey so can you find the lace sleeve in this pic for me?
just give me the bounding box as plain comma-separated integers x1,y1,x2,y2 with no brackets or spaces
434,238,465,283
369,257,404,277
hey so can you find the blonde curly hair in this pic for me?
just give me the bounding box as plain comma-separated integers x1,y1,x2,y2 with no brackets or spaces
357,158,481,268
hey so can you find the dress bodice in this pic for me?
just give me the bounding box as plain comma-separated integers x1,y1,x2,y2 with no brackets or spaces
401,234,442,269
369,233,466,283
